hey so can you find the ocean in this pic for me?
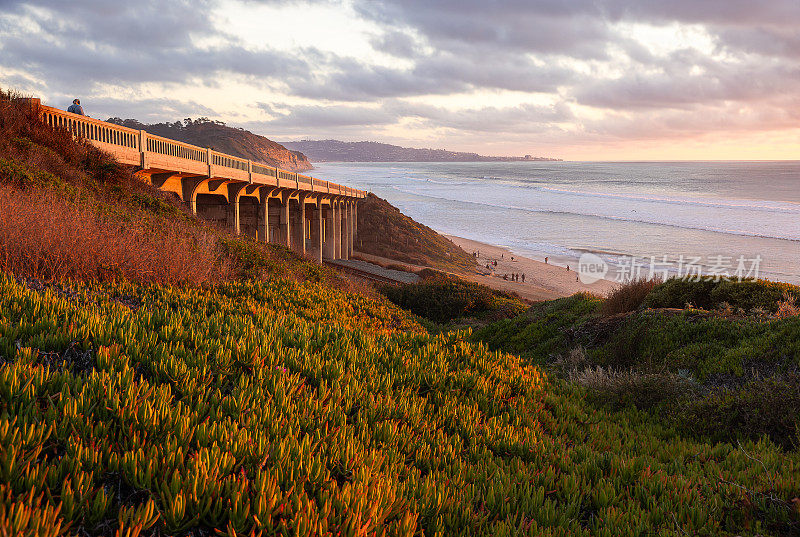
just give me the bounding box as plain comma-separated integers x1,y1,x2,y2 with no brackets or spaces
313,161,800,284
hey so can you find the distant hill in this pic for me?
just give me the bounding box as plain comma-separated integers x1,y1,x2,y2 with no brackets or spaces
280,139,561,163
107,117,312,171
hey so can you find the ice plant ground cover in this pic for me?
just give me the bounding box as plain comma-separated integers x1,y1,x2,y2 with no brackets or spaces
1,273,799,536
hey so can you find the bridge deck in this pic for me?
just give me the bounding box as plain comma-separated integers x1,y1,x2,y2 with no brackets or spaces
37,103,365,199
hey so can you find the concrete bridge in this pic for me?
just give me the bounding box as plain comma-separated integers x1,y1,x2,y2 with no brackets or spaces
36,102,365,262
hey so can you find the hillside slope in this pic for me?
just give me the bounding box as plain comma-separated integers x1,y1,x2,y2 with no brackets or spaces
281,139,561,162
108,117,312,171
355,193,476,272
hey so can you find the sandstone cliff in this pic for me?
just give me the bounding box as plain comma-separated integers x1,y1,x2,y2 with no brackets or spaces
355,193,476,272
107,117,313,172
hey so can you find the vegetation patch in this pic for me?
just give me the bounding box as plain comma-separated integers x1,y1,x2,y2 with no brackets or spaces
2,273,800,536
473,283,800,452
644,277,800,313
379,270,527,326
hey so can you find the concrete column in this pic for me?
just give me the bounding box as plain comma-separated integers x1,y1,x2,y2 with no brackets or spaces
280,192,290,248
299,194,307,257
232,198,240,235
316,202,323,263
348,201,354,257
340,200,349,261
139,130,149,169
258,195,269,243
323,202,336,260
353,201,358,238
333,201,341,259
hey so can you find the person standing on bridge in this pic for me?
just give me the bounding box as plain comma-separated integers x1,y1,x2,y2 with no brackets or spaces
67,99,84,115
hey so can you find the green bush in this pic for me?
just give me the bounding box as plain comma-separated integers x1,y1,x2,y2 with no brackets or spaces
380,272,526,324
473,293,601,359
642,277,720,310
0,156,66,190
680,374,800,451
644,277,800,313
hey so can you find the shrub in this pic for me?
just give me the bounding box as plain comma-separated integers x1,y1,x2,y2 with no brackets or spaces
644,277,800,313
600,278,660,316
680,374,800,451
380,272,526,324
473,293,601,359
642,277,720,310
573,367,699,410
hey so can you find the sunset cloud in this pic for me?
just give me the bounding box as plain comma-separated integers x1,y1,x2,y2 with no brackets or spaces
1,0,798,159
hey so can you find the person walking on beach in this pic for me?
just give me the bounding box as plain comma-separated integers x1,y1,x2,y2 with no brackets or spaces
545,257,548,264
67,99,84,115
566,265,570,271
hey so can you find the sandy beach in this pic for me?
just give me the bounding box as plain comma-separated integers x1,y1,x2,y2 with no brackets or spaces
445,235,617,301
355,235,618,302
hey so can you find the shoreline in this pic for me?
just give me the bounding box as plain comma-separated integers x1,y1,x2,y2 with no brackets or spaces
444,235,617,300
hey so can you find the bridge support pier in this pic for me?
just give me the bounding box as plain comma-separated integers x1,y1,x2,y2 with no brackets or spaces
334,201,342,259
299,194,307,257
227,183,247,235
308,200,323,263
280,191,291,248
340,200,350,261
323,204,335,260
347,201,354,258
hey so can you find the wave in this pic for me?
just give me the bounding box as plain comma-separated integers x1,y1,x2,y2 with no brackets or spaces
395,188,800,243
407,180,800,215
526,185,800,214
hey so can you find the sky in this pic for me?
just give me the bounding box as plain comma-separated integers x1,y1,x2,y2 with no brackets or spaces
1,0,799,160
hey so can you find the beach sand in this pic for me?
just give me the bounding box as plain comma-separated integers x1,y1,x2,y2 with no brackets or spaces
445,235,617,301
354,235,617,302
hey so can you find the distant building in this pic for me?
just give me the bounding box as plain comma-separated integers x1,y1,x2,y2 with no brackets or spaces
524,154,532,160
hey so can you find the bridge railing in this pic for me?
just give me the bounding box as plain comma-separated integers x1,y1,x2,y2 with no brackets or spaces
40,105,142,166
36,103,367,198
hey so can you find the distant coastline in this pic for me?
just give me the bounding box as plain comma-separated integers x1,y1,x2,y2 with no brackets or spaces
281,139,561,163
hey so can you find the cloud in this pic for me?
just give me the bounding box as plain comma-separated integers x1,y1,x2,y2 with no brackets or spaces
1,0,799,152
0,0,309,90
257,102,397,128
253,99,573,137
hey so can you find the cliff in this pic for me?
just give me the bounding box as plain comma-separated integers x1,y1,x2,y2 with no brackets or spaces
107,117,313,172
355,193,476,272
280,139,561,162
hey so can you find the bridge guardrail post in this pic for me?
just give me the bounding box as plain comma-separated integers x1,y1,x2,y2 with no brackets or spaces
139,130,148,169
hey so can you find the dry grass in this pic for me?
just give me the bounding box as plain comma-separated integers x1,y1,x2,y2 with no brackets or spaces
777,291,800,318
0,186,222,284
572,366,698,410
601,278,660,316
